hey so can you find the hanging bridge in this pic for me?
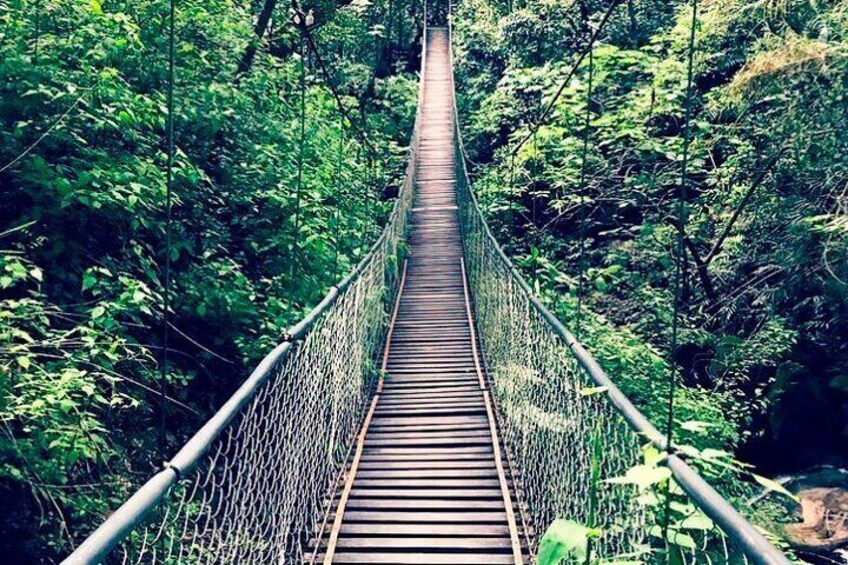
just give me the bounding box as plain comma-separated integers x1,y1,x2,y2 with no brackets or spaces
62,12,792,565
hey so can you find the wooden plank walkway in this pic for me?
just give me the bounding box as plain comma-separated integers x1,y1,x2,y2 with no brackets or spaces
313,28,526,565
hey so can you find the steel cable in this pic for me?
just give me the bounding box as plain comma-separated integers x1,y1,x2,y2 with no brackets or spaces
159,0,177,461
575,43,594,338
662,0,699,556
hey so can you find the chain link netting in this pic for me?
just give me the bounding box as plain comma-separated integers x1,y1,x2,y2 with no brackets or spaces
450,79,764,565
454,160,646,559
66,11,787,562
454,142,763,564
97,136,417,565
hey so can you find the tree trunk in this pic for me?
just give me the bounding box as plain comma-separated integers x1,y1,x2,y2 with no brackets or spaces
236,0,279,77
627,0,641,46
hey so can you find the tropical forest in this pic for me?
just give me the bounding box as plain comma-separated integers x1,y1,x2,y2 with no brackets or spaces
1,0,847,563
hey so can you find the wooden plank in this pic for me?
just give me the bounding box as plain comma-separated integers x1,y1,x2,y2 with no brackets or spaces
366,430,492,440
382,391,483,404
362,445,494,455
332,537,512,549
368,421,491,433
349,488,504,499
353,478,502,489
339,523,510,536
354,469,498,479
373,407,486,417
379,390,483,400
328,552,517,564
362,436,493,448
340,511,509,523
373,401,484,411
343,498,506,510
359,451,494,462
356,460,496,470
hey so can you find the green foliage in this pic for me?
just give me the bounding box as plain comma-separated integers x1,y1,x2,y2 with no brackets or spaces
453,0,848,554
1,0,419,559
537,519,601,565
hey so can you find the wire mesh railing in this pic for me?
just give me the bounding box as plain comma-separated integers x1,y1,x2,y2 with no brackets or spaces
445,19,791,565
61,7,793,564
61,42,422,565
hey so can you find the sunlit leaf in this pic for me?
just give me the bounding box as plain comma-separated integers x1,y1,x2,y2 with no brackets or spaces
751,473,799,503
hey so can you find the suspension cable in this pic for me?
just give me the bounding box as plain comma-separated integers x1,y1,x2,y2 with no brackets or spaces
531,130,538,228
34,0,41,64
160,0,177,461
332,114,345,278
574,43,594,338
511,0,621,157
291,28,307,280
663,0,699,552
666,0,698,467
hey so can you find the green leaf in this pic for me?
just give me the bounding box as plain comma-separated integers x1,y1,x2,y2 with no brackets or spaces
751,473,799,503
91,305,106,319
679,420,711,433
647,525,696,549
679,513,714,531
580,385,609,396
643,445,664,467
605,464,671,490
537,519,602,565
82,272,97,291
667,531,697,550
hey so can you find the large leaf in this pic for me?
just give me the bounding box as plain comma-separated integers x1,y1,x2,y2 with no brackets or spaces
605,464,671,491
751,473,800,503
537,519,602,565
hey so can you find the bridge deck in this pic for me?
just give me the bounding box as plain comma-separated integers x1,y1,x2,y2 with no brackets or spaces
315,28,526,565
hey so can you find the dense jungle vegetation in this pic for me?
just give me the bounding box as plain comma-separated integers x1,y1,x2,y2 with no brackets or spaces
453,0,847,558
1,0,847,561
1,0,420,559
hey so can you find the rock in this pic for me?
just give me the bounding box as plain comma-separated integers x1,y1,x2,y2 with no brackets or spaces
784,487,848,553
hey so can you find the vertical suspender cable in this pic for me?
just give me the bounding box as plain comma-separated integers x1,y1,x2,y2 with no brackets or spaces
663,0,698,553
362,151,374,257
508,151,516,222
666,0,698,470
531,129,538,229
160,0,177,460
575,43,594,338
292,29,307,280
34,0,41,64
332,114,345,278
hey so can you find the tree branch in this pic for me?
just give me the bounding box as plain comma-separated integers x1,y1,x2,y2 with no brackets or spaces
703,147,786,265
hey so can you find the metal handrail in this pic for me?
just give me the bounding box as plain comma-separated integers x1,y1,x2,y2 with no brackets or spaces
444,13,791,565
62,6,791,563
61,11,431,563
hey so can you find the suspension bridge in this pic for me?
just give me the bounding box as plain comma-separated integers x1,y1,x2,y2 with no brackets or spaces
61,7,793,565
